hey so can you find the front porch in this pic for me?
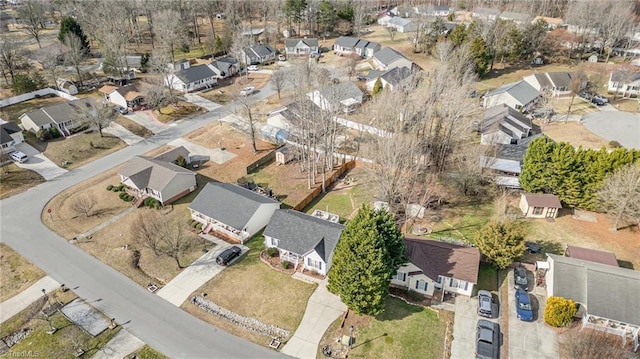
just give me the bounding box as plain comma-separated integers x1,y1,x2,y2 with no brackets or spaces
192,215,249,244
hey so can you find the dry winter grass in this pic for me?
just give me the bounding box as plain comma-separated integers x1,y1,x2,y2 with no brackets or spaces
0,163,45,200
536,120,609,150
0,244,45,302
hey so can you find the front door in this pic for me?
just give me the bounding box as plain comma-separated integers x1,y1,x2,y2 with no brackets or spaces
546,208,556,218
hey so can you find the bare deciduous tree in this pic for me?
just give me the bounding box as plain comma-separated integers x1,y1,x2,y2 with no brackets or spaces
0,35,23,83
272,69,286,99
598,163,640,231
70,194,96,217
131,211,163,256
16,0,47,48
132,210,197,268
564,72,585,122
597,1,635,63
153,9,187,64
41,52,62,90
236,91,258,153
63,33,86,88
561,327,631,358
72,100,118,137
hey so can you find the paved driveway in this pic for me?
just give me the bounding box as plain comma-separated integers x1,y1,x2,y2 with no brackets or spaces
125,111,170,135
102,122,144,145
451,295,502,359
507,269,558,359
14,143,68,180
168,137,236,165
184,93,222,111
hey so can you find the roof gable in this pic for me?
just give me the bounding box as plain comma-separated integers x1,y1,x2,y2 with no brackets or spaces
174,65,216,84
522,193,562,208
317,81,363,102
404,237,480,284
374,47,409,66
20,98,92,126
487,81,539,105
120,156,193,192
565,245,618,266
381,66,412,85
246,44,275,57
0,122,21,145
334,36,360,48
188,183,280,230
285,38,319,48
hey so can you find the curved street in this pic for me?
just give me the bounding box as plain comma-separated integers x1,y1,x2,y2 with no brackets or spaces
0,82,290,358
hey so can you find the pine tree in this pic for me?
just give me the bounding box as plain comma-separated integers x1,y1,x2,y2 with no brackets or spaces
59,17,89,50
327,205,406,316
520,136,555,193
470,37,490,78
474,221,525,269
372,77,383,96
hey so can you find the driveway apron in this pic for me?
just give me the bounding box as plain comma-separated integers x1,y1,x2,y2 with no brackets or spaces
14,143,67,180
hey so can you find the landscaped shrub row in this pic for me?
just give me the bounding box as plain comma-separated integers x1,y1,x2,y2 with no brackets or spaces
189,220,204,230
106,184,126,192
119,192,135,202
143,197,160,209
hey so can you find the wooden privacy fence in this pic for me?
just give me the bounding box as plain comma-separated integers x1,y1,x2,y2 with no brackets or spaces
293,160,356,211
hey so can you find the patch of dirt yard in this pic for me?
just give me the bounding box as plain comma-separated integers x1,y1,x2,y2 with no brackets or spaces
115,115,154,138
183,122,277,183
0,163,45,200
42,167,131,239
610,98,640,113
536,120,609,149
525,212,640,269
0,243,45,302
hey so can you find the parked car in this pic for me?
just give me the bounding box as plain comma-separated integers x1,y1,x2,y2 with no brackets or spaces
579,91,592,100
515,289,534,321
476,319,500,359
240,86,256,96
277,54,286,61
10,151,28,163
593,95,608,103
591,97,606,106
247,65,259,71
115,106,128,115
309,52,324,58
216,246,242,266
356,74,368,81
514,267,528,291
525,241,541,254
477,290,493,318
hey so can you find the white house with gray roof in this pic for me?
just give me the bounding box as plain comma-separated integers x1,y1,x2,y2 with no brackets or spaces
366,66,413,92
241,44,276,65
263,209,344,276
19,98,92,137
523,72,586,97
333,37,381,58
119,156,196,205
308,81,364,113
372,47,414,72
480,104,533,145
483,80,539,111
164,63,217,93
386,16,418,33
210,56,240,79
285,38,319,56
607,70,640,97
188,183,280,243
545,254,640,350
0,121,24,154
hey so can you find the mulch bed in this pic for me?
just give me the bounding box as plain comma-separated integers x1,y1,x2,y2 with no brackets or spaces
259,251,296,275
389,287,432,307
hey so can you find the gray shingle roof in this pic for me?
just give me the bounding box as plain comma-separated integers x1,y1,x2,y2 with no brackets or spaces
533,73,553,89
387,17,413,27
481,104,532,134
119,156,193,193
487,81,539,106
174,65,216,84
334,36,360,49
404,237,480,284
381,66,412,85
373,47,409,66
500,11,530,22
610,70,640,83
285,38,319,48
547,72,573,88
548,254,640,326
0,122,21,145
188,183,279,230
153,146,190,164
318,81,363,102
245,44,276,58
19,98,92,126
263,209,344,261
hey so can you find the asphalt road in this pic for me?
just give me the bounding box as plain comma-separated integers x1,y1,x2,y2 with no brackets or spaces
0,82,289,358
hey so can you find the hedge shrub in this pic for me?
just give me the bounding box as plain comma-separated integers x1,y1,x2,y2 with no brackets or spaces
119,192,127,200
282,260,290,269
544,296,577,327
267,247,278,257
106,184,114,191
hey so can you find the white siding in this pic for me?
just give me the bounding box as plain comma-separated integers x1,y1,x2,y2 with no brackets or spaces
108,92,128,109
264,235,278,248
483,92,523,110
407,273,436,297
304,250,328,276
545,256,555,297
20,115,50,133
160,172,196,204
244,202,281,237
441,276,474,296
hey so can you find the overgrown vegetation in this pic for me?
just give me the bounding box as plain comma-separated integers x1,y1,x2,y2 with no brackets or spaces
474,221,525,269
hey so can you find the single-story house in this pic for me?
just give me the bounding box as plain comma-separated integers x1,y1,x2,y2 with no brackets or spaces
545,254,640,349
99,84,145,109
241,44,276,65
285,38,319,56
519,193,562,219
263,209,344,276
377,14,394,26
366,66,412,92
210,56,240,79
372,47,414,72
483,80,540,111
389,5,415,18
533,16,564,29
188,182,281,243
308,81,364,113
414,5,452,17
472,7,501,21
164,63,217,93
153,145,191,165
480,104,533,145
354,40,381,58
266,100,319,136
391,237,480,298
0,121,24,154
523,72,586,97
56,79,78,95
333,37,381,58
119,156,196,206
480,133,543,178
386,16,418,33
19,98,92,137
564,245,618,267
607,71,640,97
499,11,531,25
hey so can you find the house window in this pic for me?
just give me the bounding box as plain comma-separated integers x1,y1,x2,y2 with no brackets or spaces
307,257,322,270
393,272,407,281
449,278,468,290
515,104,523,110
532,207,543,215
415,280,428,291
269,237,277,247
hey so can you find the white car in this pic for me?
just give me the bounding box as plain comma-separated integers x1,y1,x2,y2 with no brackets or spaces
247,65,259,71
278,54,286,61
10,151,28,163
240,87,256,96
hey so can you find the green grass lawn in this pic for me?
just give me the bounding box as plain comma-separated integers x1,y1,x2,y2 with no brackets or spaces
0,290,120,358
304,190,354,220
428,201,494,243
476,263,498,293
330,298,448,359
181,235,317,347
131,345,168,359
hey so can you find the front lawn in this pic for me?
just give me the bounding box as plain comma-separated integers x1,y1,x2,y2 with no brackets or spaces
0,244,45,302
115,116,153,138
0,163,45,200
318,298,450,359
153,101,203,123
476,263,498,293
181,236,317,347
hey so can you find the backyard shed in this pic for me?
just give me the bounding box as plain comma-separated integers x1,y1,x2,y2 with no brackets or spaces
519,193,562,219
275,146,294,165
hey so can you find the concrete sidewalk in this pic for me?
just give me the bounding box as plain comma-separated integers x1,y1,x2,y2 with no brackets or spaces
91,329,144,359
281,281,346,359
156,236,247,306
184,93,222,111
0,276,60,323
103,122,144,145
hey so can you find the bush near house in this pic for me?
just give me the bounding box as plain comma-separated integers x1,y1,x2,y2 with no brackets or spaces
267,247,278,257
544,296,577,327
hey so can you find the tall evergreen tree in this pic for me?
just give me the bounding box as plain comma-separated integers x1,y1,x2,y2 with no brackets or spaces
372,77,383,96
520,136,555,193
470,37,490,78
328,205,406,316
474,221,525,269
59,17,89,50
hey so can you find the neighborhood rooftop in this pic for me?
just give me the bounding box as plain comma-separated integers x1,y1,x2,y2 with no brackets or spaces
174,64,216,84
120,156,193,192
285,38,319,48
19,98,92,126
0,122,22,145
188,182,279,231
482,104,533,136
373,47,409,65
318,81,364,101
486,81,539,106
264,209,344,261
522,193,562,208
565,245,618,267
404,237,480,284
244,43,276,58
547,253,640,326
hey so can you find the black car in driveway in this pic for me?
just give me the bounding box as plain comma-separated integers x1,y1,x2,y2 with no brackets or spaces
476,319,500,359
216,246,242,266
477,290,493,318
525,241,541,254
514,267,528,291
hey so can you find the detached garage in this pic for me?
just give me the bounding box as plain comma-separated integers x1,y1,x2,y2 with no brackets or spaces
519,193,562,219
